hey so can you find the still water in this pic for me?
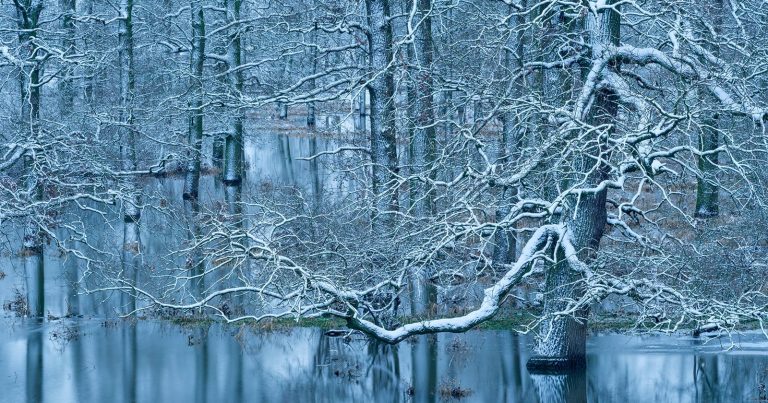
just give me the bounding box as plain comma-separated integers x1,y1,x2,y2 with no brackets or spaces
1,320,766,403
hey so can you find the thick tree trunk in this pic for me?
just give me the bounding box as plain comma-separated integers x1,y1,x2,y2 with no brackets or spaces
365,0,399,226
528,2,619,372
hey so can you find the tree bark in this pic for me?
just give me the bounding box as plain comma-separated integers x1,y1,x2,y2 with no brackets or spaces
694,0,723,218
183,1,206,201
223,0,244,188
307,22,318,129
119,0,140,314
412,0,436,217
365,0,399,227
528,2,619,372
16,0,45,318
493,2,526,270
59,0,76,116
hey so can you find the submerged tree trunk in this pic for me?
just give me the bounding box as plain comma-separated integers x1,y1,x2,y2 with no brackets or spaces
528,2,619,371
365,0,399,227
64,235,80,316
183,1,206,201
185,199,205,304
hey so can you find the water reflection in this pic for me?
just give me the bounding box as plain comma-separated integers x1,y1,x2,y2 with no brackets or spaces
0,116,361,320
2,321,767,403
25,321,43,403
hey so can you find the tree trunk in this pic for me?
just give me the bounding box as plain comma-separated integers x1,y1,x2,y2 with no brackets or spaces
412,0,436,217
183,1,206,201
59,0,76,116
694,0,722,218
531,373,587,403
119,0,140,314
223,0,244,188
16,1,45,318
408,0,438,316
365,0,399,226
528,2,619,372
355,89,367,132
307,22,318,129
309,136,321,207
493,2,526,270
82,0,95,105
64,235,80,316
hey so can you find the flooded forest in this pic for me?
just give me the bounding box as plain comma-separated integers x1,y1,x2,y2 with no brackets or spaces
1,0,768,402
